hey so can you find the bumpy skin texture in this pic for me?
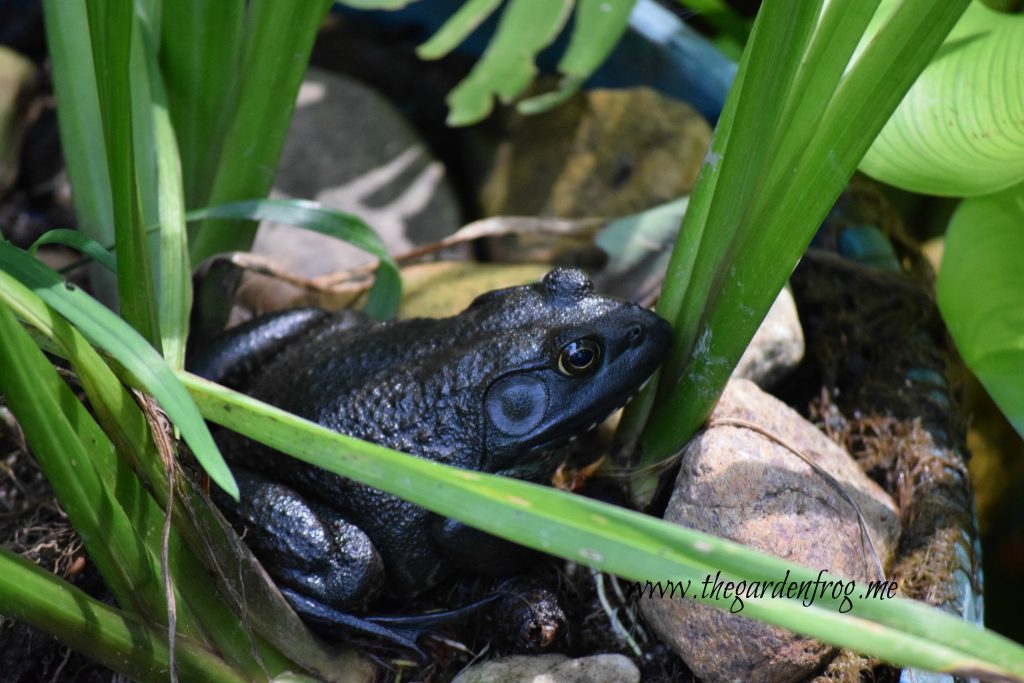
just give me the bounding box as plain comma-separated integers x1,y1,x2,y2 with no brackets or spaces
198,269,672,616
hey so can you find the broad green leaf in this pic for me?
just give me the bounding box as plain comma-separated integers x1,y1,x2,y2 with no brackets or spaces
417,0,503,59
0,550,247,683
180,372,1024,681
518,0,638,115
938,183,1024,439
29,229,117,273
445,0,574,126
0,240,238,499
186,199,401,319
860,2,1024,196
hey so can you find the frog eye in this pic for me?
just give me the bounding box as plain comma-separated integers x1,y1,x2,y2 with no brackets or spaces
558,338,601,376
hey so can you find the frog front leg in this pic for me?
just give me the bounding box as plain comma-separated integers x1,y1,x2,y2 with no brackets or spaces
216,467,386,616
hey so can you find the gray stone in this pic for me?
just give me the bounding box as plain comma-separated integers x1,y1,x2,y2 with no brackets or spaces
452,653,640,683
0,46,37,197
732,286,804,388
641,379,900,683
253,67,462,276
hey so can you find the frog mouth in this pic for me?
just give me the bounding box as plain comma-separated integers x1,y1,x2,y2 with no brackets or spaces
493,379,650,479
563,380,648,444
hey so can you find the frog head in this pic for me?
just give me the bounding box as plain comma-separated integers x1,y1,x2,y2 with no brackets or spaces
461,269,672,478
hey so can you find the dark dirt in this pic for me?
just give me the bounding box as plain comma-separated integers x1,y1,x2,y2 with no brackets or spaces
0,408,118,683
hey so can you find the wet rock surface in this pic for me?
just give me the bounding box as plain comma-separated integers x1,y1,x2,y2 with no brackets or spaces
642,379,900,683
451,653,640,683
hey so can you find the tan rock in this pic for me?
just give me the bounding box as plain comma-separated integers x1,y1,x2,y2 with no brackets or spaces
641,379,900,683
0,46,37,196
481,87,710,220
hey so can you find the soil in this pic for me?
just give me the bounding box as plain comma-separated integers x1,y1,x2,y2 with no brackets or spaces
0,409,116,682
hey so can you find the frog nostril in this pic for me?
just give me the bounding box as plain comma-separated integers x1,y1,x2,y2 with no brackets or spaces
628,325,643,344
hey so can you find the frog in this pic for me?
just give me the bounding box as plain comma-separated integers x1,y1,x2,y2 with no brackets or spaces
192,268,672,632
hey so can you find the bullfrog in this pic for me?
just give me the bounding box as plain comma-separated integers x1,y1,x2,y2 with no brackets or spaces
193,268,671,629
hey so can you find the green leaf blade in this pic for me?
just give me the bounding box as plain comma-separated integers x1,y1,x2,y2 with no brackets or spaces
187,0,333,263
635,0,827,461
416,0,503,60
29,229,118,273
41,0,114,246
40,0,117,307
180,372,1024,681
160,0,246,209
0,241,238,499
186,198,401,319
860,4,1024,196
132,9,191,369
640,0,972,463
0,301,167,623
86,0,161,346
0,550,247,683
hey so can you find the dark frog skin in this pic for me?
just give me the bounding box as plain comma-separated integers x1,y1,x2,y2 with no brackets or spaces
193,268,671,627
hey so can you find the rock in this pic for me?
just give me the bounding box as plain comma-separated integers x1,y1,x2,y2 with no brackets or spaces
732,286,804,388
452,653,639,683
252,67,463,276
641,379,900,683
0,46,37,197
481,87,710,219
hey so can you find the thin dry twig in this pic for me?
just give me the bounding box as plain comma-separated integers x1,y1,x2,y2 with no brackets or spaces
134,392,180,683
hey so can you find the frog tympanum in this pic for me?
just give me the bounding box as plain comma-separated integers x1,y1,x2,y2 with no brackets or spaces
193,268,671,632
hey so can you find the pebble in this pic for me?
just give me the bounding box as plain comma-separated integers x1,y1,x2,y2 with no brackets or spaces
732,286,805,388
452,653,640,683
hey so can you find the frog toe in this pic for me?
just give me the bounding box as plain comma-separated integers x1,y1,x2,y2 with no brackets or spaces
280,589,425,655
